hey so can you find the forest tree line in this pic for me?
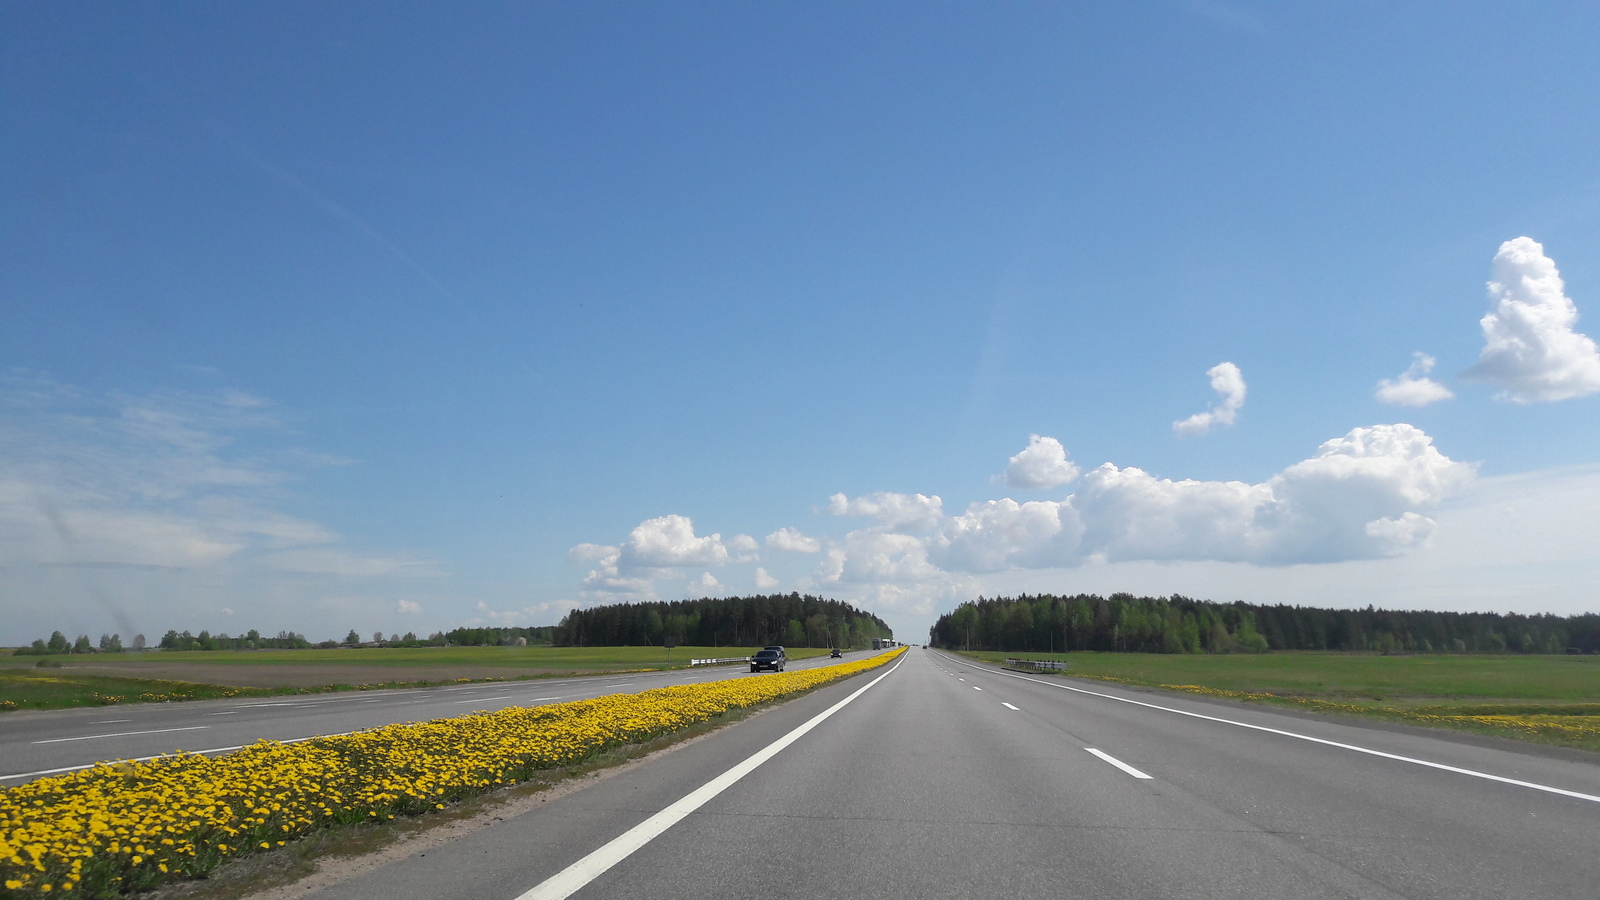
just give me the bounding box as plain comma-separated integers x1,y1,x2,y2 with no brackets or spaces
553,594,892,648
14,625,563,654
928,593,1600,655
11,595,885,654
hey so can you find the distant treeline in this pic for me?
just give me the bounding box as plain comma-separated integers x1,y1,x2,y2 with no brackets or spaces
15,626,562,654
16,631,146,655
554,594,892,648
929,593,1600,655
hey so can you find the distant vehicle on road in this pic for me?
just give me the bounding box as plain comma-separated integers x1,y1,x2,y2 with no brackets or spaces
830,648,842,658
762,645,786,661
750,649,786,672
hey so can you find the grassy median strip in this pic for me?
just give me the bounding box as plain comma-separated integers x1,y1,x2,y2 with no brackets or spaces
961,650,1600,752
0,649,904,899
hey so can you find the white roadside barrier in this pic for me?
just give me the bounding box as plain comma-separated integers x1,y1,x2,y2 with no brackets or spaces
1004,658,1067,671
689,656,752,666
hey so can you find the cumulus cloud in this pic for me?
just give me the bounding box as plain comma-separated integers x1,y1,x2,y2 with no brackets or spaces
813,423,1473,594
1464,236,1600,402
1004,435,1080,490
753,567,779,590
1376,353,1455,407
1173,362,1246,435
575,545,656,601
618,515,730,568
1078,423,1474,564
568,543,617,563
765,527,821,553
688,572,723,597
396,599,421,614
817,530,944,585
570,514,744,601
931,498,1083,573
827,491,944,531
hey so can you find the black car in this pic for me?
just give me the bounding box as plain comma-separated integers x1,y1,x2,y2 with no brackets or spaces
829,648,842,658
750,648,785,672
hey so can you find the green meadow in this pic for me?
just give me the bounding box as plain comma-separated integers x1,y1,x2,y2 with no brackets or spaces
958,650,1600,751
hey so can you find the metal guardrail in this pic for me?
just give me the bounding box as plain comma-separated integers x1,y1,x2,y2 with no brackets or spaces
689,656,752,666
1004,658,1066,670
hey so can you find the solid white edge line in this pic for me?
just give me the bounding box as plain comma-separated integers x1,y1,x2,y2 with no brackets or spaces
939,651,1600,805
32,725,210,744
1086,747,1153,779
0,730,359,782
513,655,906,900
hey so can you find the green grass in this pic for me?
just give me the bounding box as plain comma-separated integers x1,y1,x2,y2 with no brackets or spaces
956,649,1600,752
0,645,829,671
959,650,1600,702
0,671,288,711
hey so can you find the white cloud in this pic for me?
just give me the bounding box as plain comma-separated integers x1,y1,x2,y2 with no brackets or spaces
1173,362,1246,435
765,527,821,553
977,463,1600,629
1073,465,1268,563
1376,352,1455,406
575,545,656,601
931,498,1082,573
396,599,421,614
827,491,943,531
817,423,1473,597
563,408,1477,644
568,543,617,563
817,530,945,585
1004,434,1080,490
464,599,581,627
618,515,730,567
0,376,445,644
1078,423,1474,564
570,514,741,602
1464,236,1600,402
688,572,723,597
0,376,435,576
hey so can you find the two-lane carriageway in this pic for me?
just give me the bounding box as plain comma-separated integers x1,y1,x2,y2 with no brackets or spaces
300,646,1600,900
0,652,858,784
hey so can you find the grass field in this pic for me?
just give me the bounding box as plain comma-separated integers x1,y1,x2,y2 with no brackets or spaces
956,649,1600,752
0,645,831,712
0,670,289,712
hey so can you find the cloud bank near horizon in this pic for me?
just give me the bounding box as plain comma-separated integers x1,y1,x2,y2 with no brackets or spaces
573,422,1475,616
0,374,445,643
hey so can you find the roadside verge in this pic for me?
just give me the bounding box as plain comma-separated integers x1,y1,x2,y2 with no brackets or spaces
0,649,905,899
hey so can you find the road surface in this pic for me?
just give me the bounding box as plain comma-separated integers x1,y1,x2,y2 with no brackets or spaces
297,646,1600,900
0,651,858,784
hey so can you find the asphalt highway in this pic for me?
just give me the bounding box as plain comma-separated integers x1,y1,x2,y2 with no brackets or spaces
299,647,1600,900
0,651,860,784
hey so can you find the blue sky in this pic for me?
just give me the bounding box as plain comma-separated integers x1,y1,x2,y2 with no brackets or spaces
4,1,1600,645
